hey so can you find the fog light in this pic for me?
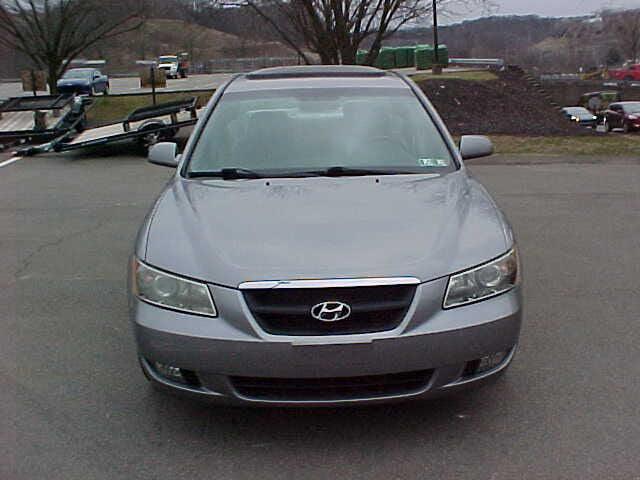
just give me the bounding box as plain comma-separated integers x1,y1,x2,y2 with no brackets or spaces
462,350,510,378
154,361,184,382
150,360,201,387
477,351,509,374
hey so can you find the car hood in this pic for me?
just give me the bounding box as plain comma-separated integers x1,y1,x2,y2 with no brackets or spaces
141,171,512,288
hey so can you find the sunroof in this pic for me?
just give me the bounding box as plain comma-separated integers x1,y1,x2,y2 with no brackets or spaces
245,66,387,80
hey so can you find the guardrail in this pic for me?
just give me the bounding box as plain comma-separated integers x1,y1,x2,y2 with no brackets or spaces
449,58,505,68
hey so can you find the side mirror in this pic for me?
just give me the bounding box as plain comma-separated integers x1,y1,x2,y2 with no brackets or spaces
459,135,494,160
148,142,179,168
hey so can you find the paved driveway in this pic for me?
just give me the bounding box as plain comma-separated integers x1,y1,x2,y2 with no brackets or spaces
1,151,639,479
0,73,233,98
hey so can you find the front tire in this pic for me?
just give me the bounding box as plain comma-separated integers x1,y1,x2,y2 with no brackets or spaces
103,84,109,95
623,122,630,134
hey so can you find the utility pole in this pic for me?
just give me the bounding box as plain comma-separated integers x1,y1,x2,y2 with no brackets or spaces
432,0,442,75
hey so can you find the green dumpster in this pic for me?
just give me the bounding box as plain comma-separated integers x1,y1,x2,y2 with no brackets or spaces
375,47,396,69
434,44,449,67
356,50,368,65
394,47,412,69
415,45,434,70
407,47,416,67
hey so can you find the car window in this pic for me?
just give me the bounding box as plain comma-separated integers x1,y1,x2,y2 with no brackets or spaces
63,69,92,79
622,103,640,114
187,88,456,175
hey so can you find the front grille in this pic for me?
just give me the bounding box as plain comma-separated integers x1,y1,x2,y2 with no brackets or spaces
230,370,433,401
243,284,416,335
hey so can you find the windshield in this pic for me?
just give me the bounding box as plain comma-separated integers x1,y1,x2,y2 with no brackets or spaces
187,88,456,177
159,56,177,63
623,103,640,114
63,69,92,79
565,107,591,116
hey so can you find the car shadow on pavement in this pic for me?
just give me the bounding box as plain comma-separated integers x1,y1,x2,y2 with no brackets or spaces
137,375,517,446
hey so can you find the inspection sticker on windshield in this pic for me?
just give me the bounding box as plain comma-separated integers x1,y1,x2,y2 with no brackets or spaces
418,158,449,168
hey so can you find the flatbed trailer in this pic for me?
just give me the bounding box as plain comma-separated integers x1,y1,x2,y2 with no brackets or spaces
15,96,199,156
0,94,84,146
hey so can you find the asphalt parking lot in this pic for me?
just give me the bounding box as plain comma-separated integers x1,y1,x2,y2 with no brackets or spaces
1,149,639,479
0,73,234,98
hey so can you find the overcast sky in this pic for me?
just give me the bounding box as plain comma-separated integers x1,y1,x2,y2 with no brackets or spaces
453,0,639,21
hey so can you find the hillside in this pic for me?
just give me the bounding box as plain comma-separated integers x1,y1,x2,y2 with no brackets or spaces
87,18,295,73
415,69,591,136
391,11,638,72
0,18,295,77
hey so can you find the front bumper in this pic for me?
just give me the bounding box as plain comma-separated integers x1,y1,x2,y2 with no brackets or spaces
131,278,523,406
57,84,92,94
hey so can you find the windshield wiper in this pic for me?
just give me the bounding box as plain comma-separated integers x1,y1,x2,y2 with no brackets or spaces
188,166,405,180
318,166,404,177
188,168,264,180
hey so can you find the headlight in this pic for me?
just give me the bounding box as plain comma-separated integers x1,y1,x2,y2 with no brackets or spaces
132,258,217,316
443,248,519,309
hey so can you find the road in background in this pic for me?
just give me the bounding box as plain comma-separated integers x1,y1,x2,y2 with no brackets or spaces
0,67,450,98
0,73,234,98
1,150,639,479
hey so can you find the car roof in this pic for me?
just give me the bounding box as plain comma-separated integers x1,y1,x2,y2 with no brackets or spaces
582,91,618,96
67,68,95,72
226,66,410,93
611,102,640,107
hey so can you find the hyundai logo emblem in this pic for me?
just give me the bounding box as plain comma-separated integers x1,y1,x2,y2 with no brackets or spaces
310,301,351,322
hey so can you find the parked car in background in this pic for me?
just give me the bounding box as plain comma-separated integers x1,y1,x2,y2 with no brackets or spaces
561,107,598,128
605,102,640,133
158,55,179,79
56,68,109,95
130,66,523,406
608,64,640,82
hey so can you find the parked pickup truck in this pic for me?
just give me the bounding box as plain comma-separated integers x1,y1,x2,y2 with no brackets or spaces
608,64,640,82
157,55,179,79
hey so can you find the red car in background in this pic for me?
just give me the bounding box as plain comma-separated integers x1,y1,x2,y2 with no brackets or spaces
605,102,640,133
608,64,640,82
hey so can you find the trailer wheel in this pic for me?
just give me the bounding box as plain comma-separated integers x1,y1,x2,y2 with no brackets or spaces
136,121,178,155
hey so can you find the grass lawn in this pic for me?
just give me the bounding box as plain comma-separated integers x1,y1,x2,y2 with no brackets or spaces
410,70,498,82
86,90,214,126
489,135,640,156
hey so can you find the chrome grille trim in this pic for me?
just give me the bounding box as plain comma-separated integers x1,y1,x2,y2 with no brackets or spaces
238,277,420,290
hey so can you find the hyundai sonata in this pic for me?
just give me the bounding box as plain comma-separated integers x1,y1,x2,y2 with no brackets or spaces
129,66,522,406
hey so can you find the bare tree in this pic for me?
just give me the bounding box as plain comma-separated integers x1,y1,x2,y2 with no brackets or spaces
603,9,640,64
0,0,143,92
239,0,489,65
617,10,640,63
